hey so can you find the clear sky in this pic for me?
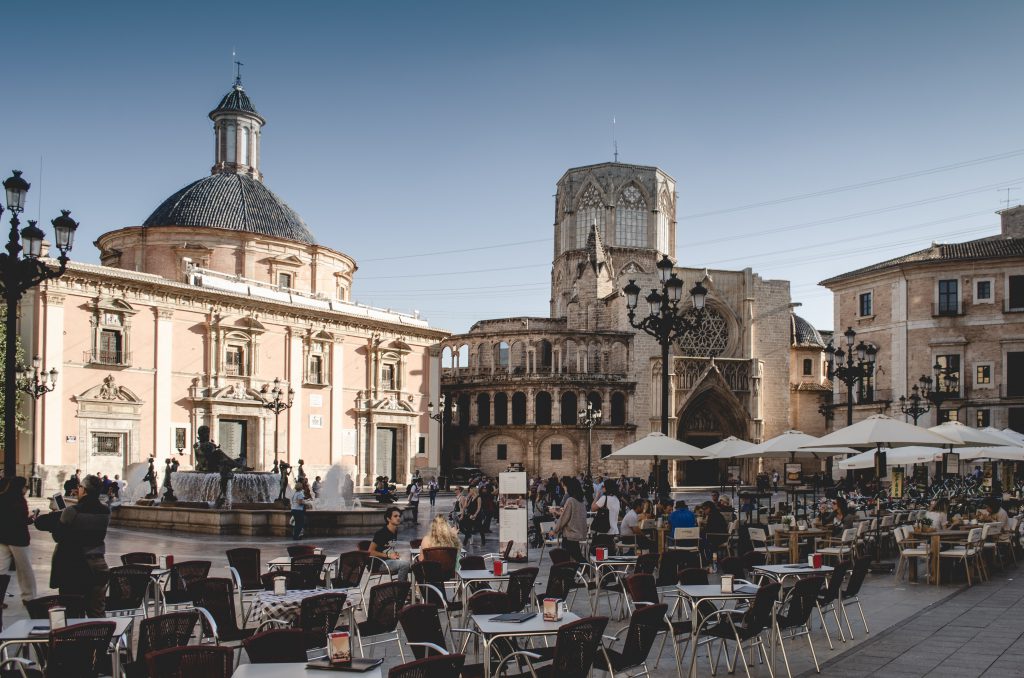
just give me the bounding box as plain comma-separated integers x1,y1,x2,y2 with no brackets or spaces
6,1,1024,335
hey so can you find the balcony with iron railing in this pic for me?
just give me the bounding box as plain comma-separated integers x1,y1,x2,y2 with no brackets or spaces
442,366,630,385
83,349,131,366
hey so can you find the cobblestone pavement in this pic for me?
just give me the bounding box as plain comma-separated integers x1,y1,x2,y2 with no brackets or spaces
4,493,982,676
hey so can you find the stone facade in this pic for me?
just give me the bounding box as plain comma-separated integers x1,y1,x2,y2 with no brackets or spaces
820,206,1024,432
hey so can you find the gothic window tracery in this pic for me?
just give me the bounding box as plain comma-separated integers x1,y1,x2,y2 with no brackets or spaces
616,185,647,247
575,184,605,249
677,308,728,357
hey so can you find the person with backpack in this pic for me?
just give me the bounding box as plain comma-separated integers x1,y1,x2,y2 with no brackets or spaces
428,477,438,506
590,478,621,535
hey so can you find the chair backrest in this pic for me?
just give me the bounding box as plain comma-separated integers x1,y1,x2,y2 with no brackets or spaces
856,521,869,537
460,555,486,570
467,590,511,615
25,594,86,620
741,550,767,571
548,548,572,565
634,553,659,575
656,550,699,587
819,560,849,604
121,551,157,566
840,528,857,544
543,563,580,600
366,581,412,631
412,560,448,607
409,538,423,549
333,551,369,589
48,621,117,677
673,527,700,541
741,582,782,634
169,561,212,596
624,573,659,606
300,592,348,649
357,540,372,551
242,628,309,663
287,544,317,558
550,616,610,678
137,611,201,662
145,645,234,678
618,604,668,667
421,547,459,580
968,527,983,546
747,527,767,546
778,576,824,629
107,564,153,612
678,567,709,586
225,548,261,590
194,578,241,638
719,556,745,579
881,515,894,527
505,567,539,613
398,603,448,659
387,653,466,678
843,556,871,597
261,570,304,591
589,533,616,555
291,554,328,589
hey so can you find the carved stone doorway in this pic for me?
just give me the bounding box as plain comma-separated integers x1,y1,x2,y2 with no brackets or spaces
676,388,747,486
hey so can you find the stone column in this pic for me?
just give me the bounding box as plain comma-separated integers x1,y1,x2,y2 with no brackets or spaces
330,338,345,465
154,308,174,461
287,329,303,465
41,292,65,469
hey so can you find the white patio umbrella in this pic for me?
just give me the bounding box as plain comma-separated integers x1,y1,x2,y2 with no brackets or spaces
729,430,857,459
700,436,755,460
958,445,1024,461
835,446,944,470
927,421,1014,447
798,414,955,451
1001,428,1024,444
606,432,707,459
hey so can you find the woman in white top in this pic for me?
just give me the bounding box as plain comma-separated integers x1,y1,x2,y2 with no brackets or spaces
592,479,621,535
925,498,949,531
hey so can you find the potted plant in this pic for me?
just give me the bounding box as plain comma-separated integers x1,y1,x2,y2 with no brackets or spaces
918,516,933,532
781,515,794,529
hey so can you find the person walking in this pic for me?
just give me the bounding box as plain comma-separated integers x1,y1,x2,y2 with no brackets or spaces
548,477,587,562
461,487,482,546
34,475,111,617
0,477,39,604
428,478,438,506
290,481,311,540
408,479,421,523
368,507,411,580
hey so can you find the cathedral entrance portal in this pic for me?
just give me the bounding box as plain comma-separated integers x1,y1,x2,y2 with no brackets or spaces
676,387,748,486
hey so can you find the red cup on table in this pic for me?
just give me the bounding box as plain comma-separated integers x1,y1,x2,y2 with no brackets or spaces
596,547,607,561
163,554,174,569
493,559,503,576
812,553,823,568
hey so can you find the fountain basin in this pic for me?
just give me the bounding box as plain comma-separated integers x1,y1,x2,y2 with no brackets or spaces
111,503,387,537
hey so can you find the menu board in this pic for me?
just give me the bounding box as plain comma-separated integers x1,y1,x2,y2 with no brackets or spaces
499,471,528,561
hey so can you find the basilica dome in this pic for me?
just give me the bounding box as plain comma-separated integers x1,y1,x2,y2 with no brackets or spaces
142,172,316,245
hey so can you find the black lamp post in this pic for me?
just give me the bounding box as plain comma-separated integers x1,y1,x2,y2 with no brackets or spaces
898,377,933,425
578,398,602,481
824,327,878,427
16,356,57,496
924,361,960,414
623,254,708,498
262,377,294,473
428,394,457,488
2,170,78,478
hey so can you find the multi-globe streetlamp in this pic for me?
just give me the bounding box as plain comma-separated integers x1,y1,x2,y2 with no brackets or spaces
898,378,933,425
262,377,295,472
577,398,602,481
16,356,57,496
623,254,708,497
2,170,78,478
428,394,458,488
824,327,879,426
925,361,961,414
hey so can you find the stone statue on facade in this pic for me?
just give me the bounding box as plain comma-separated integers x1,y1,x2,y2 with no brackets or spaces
143,458,158,499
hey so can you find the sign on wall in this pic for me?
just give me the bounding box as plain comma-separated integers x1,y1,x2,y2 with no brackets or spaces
309,415,324,429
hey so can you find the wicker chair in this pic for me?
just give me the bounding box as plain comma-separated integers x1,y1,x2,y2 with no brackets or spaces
287,545,317,558
124,611,200,678
599,603,667,676
106,564,155,617
121,552,157,567
496,616,609,678
290,554,328,589
398,603,484,678
241,628,309,663
24,594,86,620
547,548,572,565
260,570,304,591
387,653,466,678
332,551,369,589
505,567,539,613
144,645,233,678
162,561,212,608
838,556,872,639
340,581,410,661
225,548,262,590
193,578,256,645
3,621,116,678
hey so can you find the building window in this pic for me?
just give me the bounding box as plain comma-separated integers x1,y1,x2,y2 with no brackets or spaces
225,344,247,376
560,392,578,425
976,410,990,428
511,392,527,425
497,444,507,460
534,392,552,425
307,355,324,385
610,392,626,426
99,330,123,365
802,358,813,376
1009,275,1024,311
278,272,293,289
476,393,491,426
550,443,562,460
304,336,330,386
858,292,873,317
938,279,959,315
858,373,875,403
575,184,605,249
615,185,647,247
938,409,958,423
976,364,992,386
94,434,120,456
88,299,135,366
494,393,509,425
600,444,612,458
976,279,992,302
418,436,426,454
935,354,961,397
381,364,396,390
1007,352,1024,398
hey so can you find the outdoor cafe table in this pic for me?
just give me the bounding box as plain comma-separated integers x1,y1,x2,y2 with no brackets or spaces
0,618,135,677
775,527,828,563
676,584,759,678
248,588,358,628
471,611,581,678
267,555,340,581
232,663,382,678
752,563,834,585
910,528,971,584
458,570,510,622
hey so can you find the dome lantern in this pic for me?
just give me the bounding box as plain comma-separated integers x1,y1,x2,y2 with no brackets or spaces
209,72,265,181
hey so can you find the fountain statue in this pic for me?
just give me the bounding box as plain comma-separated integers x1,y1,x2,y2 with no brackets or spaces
142,458,158,499
297,459,306,482
162,458,179,502
276,460,292,505
194,425,248,472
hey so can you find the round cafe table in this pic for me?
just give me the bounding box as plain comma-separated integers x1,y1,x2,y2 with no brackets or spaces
248,588,358,627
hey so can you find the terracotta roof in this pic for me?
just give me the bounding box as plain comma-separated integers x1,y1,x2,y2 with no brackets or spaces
820,234,1024,286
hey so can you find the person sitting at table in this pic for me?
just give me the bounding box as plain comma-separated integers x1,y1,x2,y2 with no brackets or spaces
369,507,411,581
925,498,949,531
619,499,642,542
418,515,461,555
531,490,551,547
828,497,856,536
548,477,587,562
699,501,730,563
669,500,697,531
987,498,1009,524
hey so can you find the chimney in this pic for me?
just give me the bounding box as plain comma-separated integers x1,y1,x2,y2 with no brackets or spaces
998,205,1024,239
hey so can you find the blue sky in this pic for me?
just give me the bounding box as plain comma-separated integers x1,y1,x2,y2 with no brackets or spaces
6,1,1024,334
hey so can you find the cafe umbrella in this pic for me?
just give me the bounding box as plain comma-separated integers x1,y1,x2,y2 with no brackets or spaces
606,432,709,493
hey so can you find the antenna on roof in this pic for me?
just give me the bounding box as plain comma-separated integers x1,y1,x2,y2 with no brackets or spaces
1000,186,1019,209
611,116,618,162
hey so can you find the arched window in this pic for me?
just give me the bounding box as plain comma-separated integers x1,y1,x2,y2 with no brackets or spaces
537,340,553,372
240,127,250,166
511,392,527,425
494,341,510,369
457,394,471,430
476,393,490,426
587,391,602,416
494,393,509,425
575,184,605,248
441,346,454,369
226,123,236,163
615,185,647,247
611,392,626,425
535,391,552,425
457,343,470,369
560,392,578,425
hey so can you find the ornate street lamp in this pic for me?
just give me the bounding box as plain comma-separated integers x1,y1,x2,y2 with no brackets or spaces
898,377,933,425
15,355,57,495
428,394,458,488
624,254,708,497
578,398,602,481
824,327,879,427
2,170,78,478
925,361,960,418
262,377,295,472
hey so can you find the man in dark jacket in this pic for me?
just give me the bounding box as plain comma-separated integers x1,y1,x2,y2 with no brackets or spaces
35,474,111,617
0,477,38,604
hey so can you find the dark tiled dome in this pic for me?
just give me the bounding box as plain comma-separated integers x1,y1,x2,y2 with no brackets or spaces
211,85,262,119
791,313,826,348
143,173,316,245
